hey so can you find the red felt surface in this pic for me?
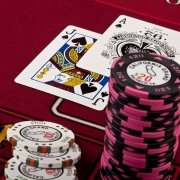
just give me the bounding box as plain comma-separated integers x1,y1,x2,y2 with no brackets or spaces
97,0,180,30
0,0,180,179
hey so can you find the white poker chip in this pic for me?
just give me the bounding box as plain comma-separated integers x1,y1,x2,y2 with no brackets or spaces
5,157,78,180
13,143,81,168
7,121,75,153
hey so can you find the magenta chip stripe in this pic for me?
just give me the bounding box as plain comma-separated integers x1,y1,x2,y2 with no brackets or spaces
125,86,149,99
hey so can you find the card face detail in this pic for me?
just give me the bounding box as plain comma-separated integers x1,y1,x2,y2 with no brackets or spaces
15,26,109,111
77,15,180,76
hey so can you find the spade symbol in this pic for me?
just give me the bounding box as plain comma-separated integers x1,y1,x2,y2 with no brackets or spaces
62,35,68,39
81,83,97,94
72,37,87,46
101,91,108,97
115,24,122,28
115,18,126,28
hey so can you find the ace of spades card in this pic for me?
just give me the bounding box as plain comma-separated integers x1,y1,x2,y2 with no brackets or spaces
77,15,180,76
15,26,109,110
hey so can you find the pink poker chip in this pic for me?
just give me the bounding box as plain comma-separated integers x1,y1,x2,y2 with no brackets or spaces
101,52,180,179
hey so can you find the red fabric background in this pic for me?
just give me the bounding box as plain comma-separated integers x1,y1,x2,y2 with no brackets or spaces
0,0,180,179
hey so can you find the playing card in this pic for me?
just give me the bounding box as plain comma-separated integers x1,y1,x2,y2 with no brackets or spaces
15,26,109,111
77,15,180,76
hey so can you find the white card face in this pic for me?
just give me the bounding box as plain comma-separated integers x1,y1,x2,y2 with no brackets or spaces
15,26,109,111
77,15,180,77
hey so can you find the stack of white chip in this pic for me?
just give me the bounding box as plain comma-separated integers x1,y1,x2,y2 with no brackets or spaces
5,121,81,180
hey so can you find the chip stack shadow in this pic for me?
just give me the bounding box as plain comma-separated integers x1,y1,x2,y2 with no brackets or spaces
101,52,180,180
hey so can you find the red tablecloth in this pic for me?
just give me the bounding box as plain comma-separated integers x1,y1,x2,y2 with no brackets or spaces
0,0,180,179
